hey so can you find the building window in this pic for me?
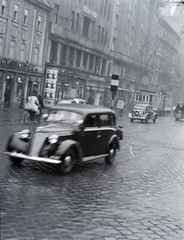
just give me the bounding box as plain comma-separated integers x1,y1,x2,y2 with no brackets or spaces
37,15,42,30
117,0,120,6
101,58,106,76
76,13,79,32
75,50,81,67
101,27,104,43
9,40,15,58
0,37,3,55
102,0,107,16
14,4,19,20
112,38,116,50
107,4,111,20
69,48,74,67
89,54,94,72
95,57,100,74
54,4,59,24
98,25,101,42
20,43,25,61
82,16,90,37
61,45,67,66
71,11,75,31
115,15,118,28
82,52,88,70
23,9,28,24
34,47,39,64
2,0,7,16
105,31,107,45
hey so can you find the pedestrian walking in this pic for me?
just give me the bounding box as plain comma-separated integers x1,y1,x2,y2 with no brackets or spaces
4,86,11,108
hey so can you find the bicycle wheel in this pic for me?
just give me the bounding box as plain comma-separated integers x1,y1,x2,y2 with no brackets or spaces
24,111,30,125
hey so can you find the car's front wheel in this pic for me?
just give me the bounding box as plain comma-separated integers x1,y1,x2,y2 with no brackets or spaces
10,156,23,165
130,118,133,123
105,144,116,164
57,149,75,174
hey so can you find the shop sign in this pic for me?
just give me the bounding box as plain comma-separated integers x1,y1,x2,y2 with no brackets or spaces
83,6,97,19
50,23,63,36
59,67,74,75
69,42,95,54
89,75,105,82
43,68,58,107
0,58,36,71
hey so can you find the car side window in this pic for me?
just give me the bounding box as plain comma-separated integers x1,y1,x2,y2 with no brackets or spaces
84,114,97,127
110,114,116,126
99,114,110,127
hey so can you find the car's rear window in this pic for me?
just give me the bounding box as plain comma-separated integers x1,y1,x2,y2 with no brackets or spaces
47,110,83,123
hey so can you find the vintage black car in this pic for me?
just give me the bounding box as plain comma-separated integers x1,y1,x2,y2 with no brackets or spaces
4,104,123,174
128,103,157,123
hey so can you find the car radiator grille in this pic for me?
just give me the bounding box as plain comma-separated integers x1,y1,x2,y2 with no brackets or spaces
28,133,47,157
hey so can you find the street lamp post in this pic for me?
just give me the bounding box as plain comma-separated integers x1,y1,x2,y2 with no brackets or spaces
110,74,119,109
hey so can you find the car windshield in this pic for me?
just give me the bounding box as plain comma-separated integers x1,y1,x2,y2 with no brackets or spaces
47,110,83,124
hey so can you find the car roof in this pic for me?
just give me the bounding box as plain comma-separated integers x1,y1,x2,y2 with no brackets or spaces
51,104,115,116
57,98,87,103
134,103,152,108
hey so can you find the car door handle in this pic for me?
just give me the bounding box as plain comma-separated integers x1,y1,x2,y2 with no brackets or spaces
97,131,101,138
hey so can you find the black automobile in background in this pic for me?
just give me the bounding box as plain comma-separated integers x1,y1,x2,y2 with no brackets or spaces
4,104,123,174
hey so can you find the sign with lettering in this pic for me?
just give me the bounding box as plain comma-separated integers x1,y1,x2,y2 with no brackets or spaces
43,68,58,107
83,6,97,19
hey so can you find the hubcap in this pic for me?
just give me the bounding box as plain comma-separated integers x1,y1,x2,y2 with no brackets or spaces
64,156,72,166
109,148,114,157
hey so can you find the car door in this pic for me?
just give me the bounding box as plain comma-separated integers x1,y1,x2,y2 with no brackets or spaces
79,114,100,157
149,106,154,119
96,113,116,155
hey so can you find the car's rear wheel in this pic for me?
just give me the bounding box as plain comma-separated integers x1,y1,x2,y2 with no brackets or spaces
57,149,75,174
105,144,116,164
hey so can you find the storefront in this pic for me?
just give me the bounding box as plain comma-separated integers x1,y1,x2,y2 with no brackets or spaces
0,59,43,109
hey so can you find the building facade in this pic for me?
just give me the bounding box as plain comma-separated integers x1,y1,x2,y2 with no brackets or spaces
0,0,52,108
0,0,181,109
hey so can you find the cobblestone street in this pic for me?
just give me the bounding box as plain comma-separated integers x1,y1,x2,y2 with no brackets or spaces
1,110,184,240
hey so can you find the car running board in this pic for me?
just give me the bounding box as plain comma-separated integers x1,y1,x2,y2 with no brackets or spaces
82,154,108,162
3,151,61,164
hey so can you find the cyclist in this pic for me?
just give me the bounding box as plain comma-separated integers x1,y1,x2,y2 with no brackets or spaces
27,92,40,123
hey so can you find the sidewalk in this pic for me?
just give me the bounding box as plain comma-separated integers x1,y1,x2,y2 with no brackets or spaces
0,108,25,121
0,108,48,121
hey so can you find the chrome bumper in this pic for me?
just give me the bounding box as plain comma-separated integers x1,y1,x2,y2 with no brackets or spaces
3,151,61,164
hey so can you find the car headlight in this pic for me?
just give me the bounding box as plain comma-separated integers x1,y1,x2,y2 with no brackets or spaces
20,129,30,139
48,134,58,144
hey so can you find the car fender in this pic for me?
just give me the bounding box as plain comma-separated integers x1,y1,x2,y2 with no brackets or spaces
145,113,150,119
55,139,83,161
106,134,120,152
6,132,29,153
153,112,157,119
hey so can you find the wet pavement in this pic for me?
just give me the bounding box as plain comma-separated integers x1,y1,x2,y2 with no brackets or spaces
1,109,184,240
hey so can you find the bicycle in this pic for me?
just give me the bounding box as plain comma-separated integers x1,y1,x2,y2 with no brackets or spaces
118,109,124,120
23,109,42,130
